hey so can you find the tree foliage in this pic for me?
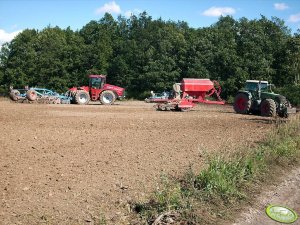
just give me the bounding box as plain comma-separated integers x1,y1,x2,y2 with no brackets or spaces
0,12,299,101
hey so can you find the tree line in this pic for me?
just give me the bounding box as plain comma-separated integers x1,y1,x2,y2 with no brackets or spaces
0,12,299,103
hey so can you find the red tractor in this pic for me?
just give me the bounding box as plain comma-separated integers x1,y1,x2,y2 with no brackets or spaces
67,75,125,105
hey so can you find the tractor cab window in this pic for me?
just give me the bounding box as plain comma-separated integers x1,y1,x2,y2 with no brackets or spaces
90,77,103,89
259,83,268,91
246,82,268,91
246,82,258,91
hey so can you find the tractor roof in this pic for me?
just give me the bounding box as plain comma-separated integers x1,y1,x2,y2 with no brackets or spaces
89,74,106,78
246,80,268,84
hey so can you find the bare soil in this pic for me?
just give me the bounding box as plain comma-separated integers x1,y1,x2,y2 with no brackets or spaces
0,100,276,225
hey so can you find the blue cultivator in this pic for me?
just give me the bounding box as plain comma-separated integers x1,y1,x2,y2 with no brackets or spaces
9,87,71,104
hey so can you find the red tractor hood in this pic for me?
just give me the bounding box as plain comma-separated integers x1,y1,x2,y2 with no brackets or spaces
69,86,89,92
103,84,125,97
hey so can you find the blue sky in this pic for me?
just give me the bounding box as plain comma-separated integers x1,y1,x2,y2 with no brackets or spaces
0,0,300,46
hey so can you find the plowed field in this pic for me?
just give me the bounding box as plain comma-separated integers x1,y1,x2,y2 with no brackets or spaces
0,100,275,224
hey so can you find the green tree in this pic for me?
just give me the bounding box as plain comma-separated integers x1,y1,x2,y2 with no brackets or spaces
2,29,38,88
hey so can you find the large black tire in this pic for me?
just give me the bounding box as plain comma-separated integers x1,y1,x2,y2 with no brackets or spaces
260,99,276,117
277,95,289,118
100,90,116,105
74,90,90,105
9,90,20,101
26,90,37,101
277,95,291,108
67,91,77,104
233,93,251,114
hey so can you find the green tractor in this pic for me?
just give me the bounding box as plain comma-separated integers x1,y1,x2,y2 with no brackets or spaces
233,80,296,117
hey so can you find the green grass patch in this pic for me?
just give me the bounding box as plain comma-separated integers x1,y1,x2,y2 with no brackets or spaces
132,115,300,224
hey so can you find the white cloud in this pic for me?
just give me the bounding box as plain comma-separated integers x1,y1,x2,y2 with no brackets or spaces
274,3,289,10
124,9,142,18
202,7,236,17
289,13,300,23
0,29,22,47
96,1,121,15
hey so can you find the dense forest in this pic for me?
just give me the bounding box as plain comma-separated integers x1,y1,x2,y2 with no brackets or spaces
0,12,300,103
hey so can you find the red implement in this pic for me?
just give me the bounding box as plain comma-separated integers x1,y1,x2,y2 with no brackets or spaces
155,78,224,111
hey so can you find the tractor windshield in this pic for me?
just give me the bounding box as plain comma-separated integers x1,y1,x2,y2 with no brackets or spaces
245,82,268,92
90,77,103,89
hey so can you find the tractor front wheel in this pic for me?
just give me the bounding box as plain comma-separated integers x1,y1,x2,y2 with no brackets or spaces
74,90,90,105
233,93,251,114
100,90,116,105
260,99,276,117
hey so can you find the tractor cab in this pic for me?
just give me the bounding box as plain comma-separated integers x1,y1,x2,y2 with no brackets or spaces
245,80,271,100
89,75,106,89
89,75,106,101
245,80,269,92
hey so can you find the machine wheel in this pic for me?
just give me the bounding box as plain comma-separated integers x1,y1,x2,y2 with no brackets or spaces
260,99,276,117
277,95,291,108
233,93,251,114
277,95,290,118
69,91,77,104
74,90,90,105
9,90,20,101
174,105,181,111
100,90,115,105
180,107,191,112
157,104,166,111
26,90,37,101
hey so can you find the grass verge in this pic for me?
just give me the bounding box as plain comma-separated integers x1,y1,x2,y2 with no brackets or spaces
132,115,300,224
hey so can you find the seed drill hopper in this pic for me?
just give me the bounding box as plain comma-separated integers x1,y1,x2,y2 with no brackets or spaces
155,78,225,111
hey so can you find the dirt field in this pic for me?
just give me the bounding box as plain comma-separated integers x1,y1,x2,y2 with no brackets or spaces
0,100,276,225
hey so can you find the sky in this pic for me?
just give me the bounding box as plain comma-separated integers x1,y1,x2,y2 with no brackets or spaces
0,0,300,46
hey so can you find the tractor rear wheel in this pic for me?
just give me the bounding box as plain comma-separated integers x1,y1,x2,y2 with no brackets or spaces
9,90,20,101
26,90,37,101
233,93,251,114
100,90,115,105
260,99,276,117
74,90,90,105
